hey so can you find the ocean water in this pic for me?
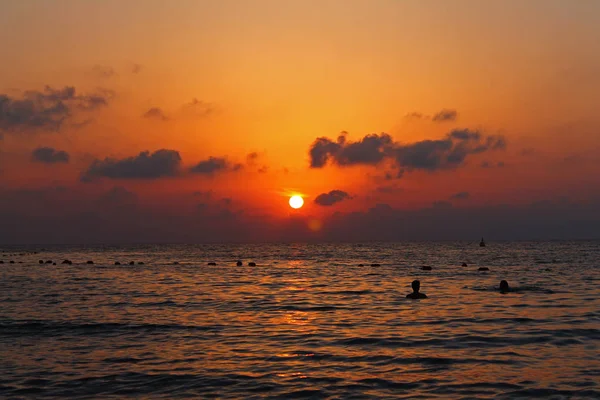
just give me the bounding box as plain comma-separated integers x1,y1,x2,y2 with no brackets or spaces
1,241,599,399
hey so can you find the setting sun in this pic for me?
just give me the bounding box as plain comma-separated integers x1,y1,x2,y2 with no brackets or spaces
289,195,304,209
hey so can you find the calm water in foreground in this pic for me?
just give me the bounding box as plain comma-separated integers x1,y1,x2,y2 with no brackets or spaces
1,242,599,399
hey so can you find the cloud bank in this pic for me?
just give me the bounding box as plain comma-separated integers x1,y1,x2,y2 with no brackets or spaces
81,149,182,181
309,129,506,173
31,147,70,164
0,86,111,133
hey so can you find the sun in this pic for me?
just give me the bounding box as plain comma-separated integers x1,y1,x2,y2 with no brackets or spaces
289,195,304,209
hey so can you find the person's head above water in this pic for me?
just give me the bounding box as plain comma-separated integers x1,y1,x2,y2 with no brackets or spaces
412,280,421,293
407,280,427,299
499,280,510,293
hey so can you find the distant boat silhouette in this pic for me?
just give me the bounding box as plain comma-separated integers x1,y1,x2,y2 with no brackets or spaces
479,237,486,247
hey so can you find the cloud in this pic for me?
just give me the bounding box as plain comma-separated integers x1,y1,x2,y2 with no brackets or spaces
309,129,506,173
81,149,182,181
481,160,506,168
314,190,351,206
431,109,458,122
246,152,259,164
376,185,404,194
404,108,458,122
432,200,453,208
404,112,424,120
520,148,535,156
189,157,228,174
0,86,111,133
92,65,116,79
31,147,70,164
183,98,213,117
450,191,470,200
99,186,138,206
143,107,169,121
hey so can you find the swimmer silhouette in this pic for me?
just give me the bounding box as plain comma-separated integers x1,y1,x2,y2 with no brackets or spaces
406,280,427,299
499,280,510,294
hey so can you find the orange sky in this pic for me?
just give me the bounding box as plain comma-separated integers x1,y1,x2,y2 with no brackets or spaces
1,0,600,242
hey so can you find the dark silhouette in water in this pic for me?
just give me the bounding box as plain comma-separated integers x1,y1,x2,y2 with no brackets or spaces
500,280,510,293
207,262,217,266
248,262,256,267
129,261,135,265
421,266,432,271
478,267,490,271
406,280,427,299
115,261,121,265
462,262,468,267
480,237,486,247
236,261,242,266
371,263,381,267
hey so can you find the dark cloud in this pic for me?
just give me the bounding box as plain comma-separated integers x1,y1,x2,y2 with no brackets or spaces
99,186,138,207
31,147,70,164
309,129,507,173
1,185,600,244
309,136,343,168
314,190,351,206
431,109,458,122
376,185,404,194
190,157,228,174
92,65,116,78
450,191,470,200
246,152,259,164
0,86,111,133
404,109,458,122
143,107,168,121
81,149,182,181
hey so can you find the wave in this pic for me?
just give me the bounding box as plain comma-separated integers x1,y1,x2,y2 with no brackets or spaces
0,320,224,337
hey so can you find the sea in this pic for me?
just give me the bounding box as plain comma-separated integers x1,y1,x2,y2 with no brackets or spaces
0,241,599,399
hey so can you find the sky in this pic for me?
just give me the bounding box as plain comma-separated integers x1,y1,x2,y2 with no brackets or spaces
1,0,600,244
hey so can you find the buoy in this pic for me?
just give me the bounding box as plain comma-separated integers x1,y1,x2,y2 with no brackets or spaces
236,261,242,266
207,262,217,266
478,267,490,271
248,262,256,267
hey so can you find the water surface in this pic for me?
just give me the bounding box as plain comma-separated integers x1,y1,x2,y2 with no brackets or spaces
1,242,599,399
